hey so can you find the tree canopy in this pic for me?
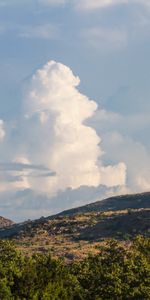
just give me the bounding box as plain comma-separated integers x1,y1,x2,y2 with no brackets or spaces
0,236,149,299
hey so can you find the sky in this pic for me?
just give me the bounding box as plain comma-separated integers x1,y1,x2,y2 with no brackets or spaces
0,0,150,221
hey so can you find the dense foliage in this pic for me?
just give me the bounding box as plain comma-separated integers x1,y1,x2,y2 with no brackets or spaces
0,236,149,299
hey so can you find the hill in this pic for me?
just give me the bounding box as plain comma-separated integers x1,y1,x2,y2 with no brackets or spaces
0,192,149,260
0,216,14,228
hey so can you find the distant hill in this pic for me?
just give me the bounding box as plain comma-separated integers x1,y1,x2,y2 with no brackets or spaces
0,216,14,228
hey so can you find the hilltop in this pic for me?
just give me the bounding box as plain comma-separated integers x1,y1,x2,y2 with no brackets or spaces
55,192,150,217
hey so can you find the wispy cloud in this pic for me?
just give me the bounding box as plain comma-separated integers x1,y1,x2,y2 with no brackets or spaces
1,0,150,10
81,27,128,50
75,0,127,11
75,0,150,11
0,162,50,172
0,0,31,7
19,24,59,40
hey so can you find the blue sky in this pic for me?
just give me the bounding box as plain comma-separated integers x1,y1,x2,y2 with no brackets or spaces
0,0,150,221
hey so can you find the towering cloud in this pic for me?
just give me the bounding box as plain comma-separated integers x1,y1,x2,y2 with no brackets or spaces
0,60,126,209
0,61,128,220
22,61,126,195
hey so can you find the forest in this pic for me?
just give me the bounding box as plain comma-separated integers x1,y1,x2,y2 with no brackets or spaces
0,236,149,299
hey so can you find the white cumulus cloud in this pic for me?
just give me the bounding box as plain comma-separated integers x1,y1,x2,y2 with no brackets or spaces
23,61,126,194
0,61,127,219
100,162,127,187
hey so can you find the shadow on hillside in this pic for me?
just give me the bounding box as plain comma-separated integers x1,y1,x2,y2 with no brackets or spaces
77,210,150,241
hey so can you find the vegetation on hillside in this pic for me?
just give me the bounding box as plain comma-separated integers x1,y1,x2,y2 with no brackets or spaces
0,208,149,260
0,236,149,299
